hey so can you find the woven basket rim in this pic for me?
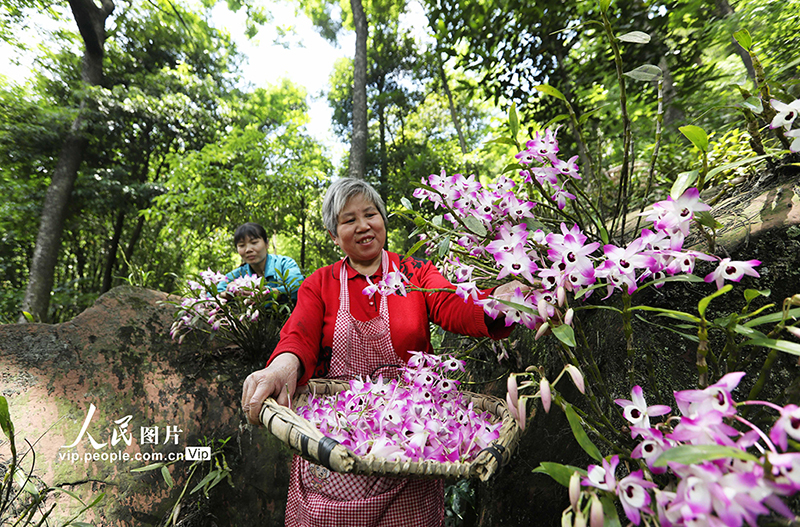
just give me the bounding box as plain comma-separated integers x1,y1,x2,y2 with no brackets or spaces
259,378,523,481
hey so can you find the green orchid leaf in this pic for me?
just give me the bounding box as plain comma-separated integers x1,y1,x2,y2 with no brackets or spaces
601,495,623,527
565,404,602,461
742,338,800,356
698,284,733,318
623,64,663,82
161,465,174,488
486,137,518,147
733,29,752,51
404,237,428,259
630,305,701,323
534,84,566,101
502,162,522,174
706,154,770,179
552,324,576,347
745,308,800,327
463,215,487,237
438,236,451,258
653,444,758,467
400,197,413,211
0,395,13,441
744,289,770,302
598,0,612,13
617,31,651,44
544,113,570,130
532,463,587,487
509,102,520,139
670,170,699,200
733,324,767,339
740,96,763,113
694,211,723,230
679,125,709,152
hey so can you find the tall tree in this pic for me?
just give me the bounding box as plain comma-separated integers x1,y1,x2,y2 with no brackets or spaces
349,0,368,178
20,0,113,322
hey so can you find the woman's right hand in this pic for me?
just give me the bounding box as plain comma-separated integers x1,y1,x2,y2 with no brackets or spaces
241,353,301,425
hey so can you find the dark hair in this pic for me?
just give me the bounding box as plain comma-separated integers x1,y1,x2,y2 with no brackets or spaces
233,222,267,245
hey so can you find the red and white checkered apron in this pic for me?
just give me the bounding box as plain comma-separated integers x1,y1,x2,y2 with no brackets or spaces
285,251,445,527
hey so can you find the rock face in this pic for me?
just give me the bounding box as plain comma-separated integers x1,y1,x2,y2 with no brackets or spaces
0,286,292,526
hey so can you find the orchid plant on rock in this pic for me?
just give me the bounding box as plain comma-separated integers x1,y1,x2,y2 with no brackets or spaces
169,270,295,359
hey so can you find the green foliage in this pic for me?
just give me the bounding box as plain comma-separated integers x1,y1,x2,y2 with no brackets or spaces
0,396,104,525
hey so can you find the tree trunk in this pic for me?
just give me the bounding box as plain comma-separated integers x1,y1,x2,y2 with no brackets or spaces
348,0,368,179
715,0,756,83
299,193,306,270
101,209,125,293
439,60,468,154
19,0,114,323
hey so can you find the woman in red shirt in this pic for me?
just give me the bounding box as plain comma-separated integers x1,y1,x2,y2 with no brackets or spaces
242,178,525,527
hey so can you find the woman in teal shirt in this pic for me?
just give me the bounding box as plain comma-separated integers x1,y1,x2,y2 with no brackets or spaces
218,222,304,301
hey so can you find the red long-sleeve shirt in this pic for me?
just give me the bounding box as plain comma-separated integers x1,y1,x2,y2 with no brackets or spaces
268,252,513,385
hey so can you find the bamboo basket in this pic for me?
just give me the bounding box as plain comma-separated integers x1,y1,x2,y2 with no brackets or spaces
259,378,523,481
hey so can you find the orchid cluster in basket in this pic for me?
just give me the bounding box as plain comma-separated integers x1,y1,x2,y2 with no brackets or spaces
169,270,292,357
296,352,502,463
561,372,800,527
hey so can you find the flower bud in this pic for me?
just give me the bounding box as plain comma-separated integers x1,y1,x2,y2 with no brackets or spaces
569,471,581,510
786,326,800,340
506,392,520,420
574,510,587,527
557,286,566,307
561,511,574,527
564,308,574,326
590,495,604,527
538,297,550,319
565,364,585,394
535,321,550,340
519,396,527,430
540,378,552,413
507,374,519,405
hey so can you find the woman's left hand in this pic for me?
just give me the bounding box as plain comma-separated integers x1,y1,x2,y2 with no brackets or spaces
492,279,532,302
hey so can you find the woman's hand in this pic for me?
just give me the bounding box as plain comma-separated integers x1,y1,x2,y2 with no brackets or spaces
241,353,301,425
493,279,532,301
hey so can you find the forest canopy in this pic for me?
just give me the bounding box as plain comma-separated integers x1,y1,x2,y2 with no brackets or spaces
0,0,798,323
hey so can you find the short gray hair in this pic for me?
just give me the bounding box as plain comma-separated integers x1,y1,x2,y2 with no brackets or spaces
322,178,388,237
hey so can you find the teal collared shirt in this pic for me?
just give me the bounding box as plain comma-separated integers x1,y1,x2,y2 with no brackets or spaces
217,254,304,300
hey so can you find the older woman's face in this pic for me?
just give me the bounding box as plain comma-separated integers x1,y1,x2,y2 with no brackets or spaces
331,193,386,271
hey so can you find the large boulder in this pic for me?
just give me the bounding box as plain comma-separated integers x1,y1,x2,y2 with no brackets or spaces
0,285,292,526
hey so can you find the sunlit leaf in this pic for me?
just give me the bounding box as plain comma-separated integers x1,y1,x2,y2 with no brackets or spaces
706,154,770,179
733,29,752,51
630,305,701,323
400,197,413,211
623,64,662,82
670,170,698,200
617,31,650,44
509,102,520,139
740,96,763,113
679,125,709,152
534,84,566,101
